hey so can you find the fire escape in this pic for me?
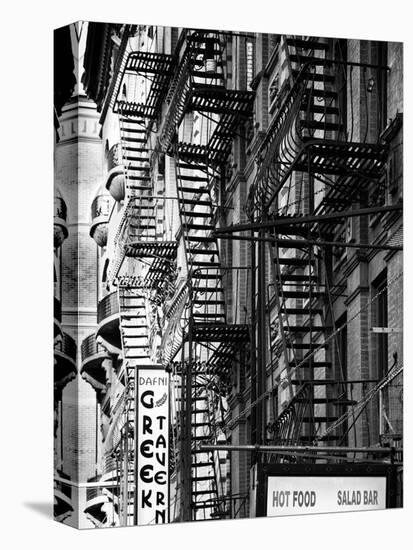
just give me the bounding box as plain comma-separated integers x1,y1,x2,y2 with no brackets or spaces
105,48,178,524
132,31,254,520
248,36,391,455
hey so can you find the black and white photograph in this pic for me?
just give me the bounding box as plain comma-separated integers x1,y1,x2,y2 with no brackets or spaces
53,20,403,529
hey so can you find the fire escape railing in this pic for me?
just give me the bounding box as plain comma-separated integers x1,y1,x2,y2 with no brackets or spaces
248,59,390,218
158,32,254,163
113,51,175,119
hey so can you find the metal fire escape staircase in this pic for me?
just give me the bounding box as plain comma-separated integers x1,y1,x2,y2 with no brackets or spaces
157,31,254,519
253,36,389,453
108,55,178,520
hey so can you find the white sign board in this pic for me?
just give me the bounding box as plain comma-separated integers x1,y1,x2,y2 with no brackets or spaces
136,369,169,525
267,476,386,516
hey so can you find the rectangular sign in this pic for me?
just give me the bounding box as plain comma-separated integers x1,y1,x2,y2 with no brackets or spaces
136,368,169,525
266,476,387,516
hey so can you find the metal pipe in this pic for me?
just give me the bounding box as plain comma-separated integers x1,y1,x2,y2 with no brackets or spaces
250,231,257,449
213,204,403,234
257,229,266,446
200,444,398,454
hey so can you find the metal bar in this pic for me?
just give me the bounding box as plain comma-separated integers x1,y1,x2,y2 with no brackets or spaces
200,444,399,454
250,231,257,449
183,311,193,521
214,234,403,251
254,450,397,463
257,229,266,446
213,205,403,234
133,367,138,526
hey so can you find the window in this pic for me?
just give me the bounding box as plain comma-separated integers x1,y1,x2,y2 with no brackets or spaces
334,39,347,139
246,39,255,90
377,41,388,136
335,314,347,382
332,222,347,270
373,273,388,380
268,72,280,113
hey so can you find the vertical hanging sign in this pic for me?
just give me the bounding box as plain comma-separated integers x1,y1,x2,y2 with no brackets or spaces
136,368,170,525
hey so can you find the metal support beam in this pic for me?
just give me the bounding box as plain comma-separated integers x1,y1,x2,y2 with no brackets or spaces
257,228,266,447
200,444,398,454
250,232,257,450
213,204,403,234
214,234,403,251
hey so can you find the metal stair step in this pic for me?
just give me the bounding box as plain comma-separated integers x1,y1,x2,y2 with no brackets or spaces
192,489,217,496
187,235,216,243
286,38,329,50
193,299,225,305
292,69,335,83
128,187,152,193
277,274,318,283
121,314,147,321
301,104,339,116
124,155,150,162
127,175,151,180
176,162,206,170
129,224,156,229
182,210,213,218
124,144,147,150
289,361,331,369
184,223,215,231
193,436,212,442
191,261,221,267
180,198,212,206
281,290,324,298
283,325,325,333
307,89,337,100
178,186,209,194
120,126,146,134
276,257,315,266
193,272,222,279
286,342,328,349
124,344,149,349
178,175,209,182
301,416,338,422
187,248,218,255
122,136,146,143
294,397,335,404
192,462,214,468
193,313,226,319
194,286,224,292
192,476,216,483
283,307,323,315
